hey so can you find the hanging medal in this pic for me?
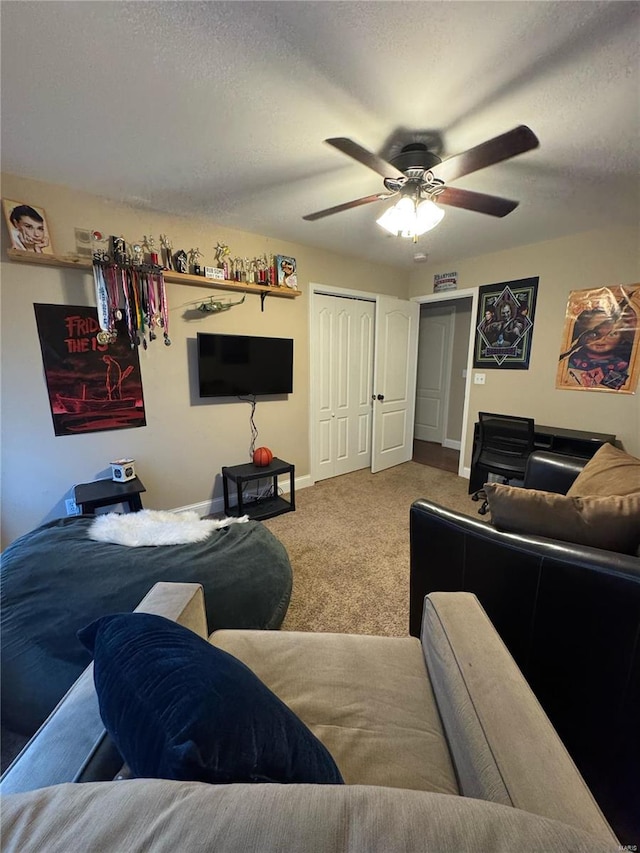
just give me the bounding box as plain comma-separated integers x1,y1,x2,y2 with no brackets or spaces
105,264,121,338
158,270,171,345
122,268,136,348
148,271,158,341
92,260,113,345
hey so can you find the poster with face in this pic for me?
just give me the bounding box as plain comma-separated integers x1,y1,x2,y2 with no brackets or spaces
473,278,538,368
556,284,640,393
34,304,146,436
276,255,297,289
2,198,54,255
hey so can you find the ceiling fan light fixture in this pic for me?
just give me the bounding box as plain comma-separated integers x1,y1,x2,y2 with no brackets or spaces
376,196,444,239
416,198,445,233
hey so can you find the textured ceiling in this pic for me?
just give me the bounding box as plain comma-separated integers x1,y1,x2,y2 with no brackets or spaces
1,1,638,269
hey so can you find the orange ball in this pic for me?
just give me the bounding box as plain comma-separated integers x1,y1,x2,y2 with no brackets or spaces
253,446,273,467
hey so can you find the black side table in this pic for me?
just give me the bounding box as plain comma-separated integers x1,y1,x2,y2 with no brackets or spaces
222,458,295,521
74,477,146,515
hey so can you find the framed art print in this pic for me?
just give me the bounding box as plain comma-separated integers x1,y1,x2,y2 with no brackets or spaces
556,284,640,394
2,198,54,255
473,277,538,369
276,255,297,289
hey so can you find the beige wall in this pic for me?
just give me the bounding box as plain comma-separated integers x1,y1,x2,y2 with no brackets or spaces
409,226,640,468
2,172,638,548
0,173,407,547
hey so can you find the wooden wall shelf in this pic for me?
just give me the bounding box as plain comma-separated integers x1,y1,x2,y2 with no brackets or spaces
6,249,302,300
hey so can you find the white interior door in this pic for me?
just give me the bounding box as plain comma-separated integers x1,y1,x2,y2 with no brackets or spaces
414,304,454,444
313,294,374,481
371,295,420,473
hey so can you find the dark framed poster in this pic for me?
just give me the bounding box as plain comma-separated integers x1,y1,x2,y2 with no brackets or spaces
473,277,538,368
34,303,146,436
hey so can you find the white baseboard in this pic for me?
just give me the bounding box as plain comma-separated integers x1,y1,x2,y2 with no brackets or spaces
170,473,313,517
443,438,461,451
462,466,471,480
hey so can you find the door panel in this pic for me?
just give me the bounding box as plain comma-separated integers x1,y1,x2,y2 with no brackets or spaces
416,397,441,431
313,294,375,480
315,303,334,479
380,409,407,450
371,296,420,473
414,306,454,444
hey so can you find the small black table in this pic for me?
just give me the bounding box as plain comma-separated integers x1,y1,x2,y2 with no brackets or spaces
74,477,146,515
222,458,295,521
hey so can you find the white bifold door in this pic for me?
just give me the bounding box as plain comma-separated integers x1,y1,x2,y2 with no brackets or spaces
312,293,419,480
313,294,375,481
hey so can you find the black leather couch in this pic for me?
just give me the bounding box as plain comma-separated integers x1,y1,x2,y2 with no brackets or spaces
409,451,640,844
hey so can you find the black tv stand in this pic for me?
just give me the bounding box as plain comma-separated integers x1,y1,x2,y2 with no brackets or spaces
222,458,295,521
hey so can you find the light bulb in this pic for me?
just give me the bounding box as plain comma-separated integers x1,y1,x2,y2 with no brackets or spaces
377,196,444,238
415,199,445,234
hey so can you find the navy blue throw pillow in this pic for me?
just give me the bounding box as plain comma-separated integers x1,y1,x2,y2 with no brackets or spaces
77,613,343,785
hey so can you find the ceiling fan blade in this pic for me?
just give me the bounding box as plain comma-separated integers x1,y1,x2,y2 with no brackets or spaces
325,138,402,180
438,187,519,217
432,126,539,184
303,193,395,222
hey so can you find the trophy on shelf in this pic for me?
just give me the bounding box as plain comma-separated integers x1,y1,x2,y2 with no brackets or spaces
173,249,188,273
256,254,268,284
188,247,204,276
214,242,230,278
132,242,144,266
159,234,174,270
231,257,244,282
109,236,127,265
141,235,160,266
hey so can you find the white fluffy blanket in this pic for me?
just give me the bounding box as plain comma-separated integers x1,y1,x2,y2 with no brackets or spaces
88,509,249,547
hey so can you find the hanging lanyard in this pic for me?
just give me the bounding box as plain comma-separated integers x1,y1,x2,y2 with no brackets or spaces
92,261,112,344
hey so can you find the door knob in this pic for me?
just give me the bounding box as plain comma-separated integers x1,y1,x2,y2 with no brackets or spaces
377,394,384,401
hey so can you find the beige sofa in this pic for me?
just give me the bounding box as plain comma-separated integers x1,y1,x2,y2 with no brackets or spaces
1,583,617,851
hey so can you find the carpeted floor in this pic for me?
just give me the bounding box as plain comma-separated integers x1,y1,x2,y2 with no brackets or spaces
263,461,478,638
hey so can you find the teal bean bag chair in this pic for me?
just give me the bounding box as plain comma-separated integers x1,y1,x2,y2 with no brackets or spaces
1,516,292,735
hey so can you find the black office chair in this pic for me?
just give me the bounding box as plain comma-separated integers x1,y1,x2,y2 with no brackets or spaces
471,412,536,515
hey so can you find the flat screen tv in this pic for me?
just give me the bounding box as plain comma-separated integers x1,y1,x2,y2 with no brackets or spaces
197,333,293,397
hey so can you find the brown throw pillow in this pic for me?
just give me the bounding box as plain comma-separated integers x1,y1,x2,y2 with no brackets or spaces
484,482,640,555
566,443,640,497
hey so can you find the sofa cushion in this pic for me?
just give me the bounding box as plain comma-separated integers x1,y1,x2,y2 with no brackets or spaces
484,482,640,554
210,629,459,795
1,780,614,853
77,612,343,785
566,442,640,497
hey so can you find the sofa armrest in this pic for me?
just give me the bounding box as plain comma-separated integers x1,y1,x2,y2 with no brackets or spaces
0,583,206,794
409,498,640,843
523,450,586,493
421,592,617,843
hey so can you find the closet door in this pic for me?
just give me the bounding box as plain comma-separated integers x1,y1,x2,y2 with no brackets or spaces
313,294,374,481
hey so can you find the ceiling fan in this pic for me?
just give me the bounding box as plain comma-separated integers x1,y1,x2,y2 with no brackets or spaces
303,126,539,238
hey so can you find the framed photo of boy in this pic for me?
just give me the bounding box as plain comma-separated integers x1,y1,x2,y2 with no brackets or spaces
276,255,298,289
2,199,54,255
